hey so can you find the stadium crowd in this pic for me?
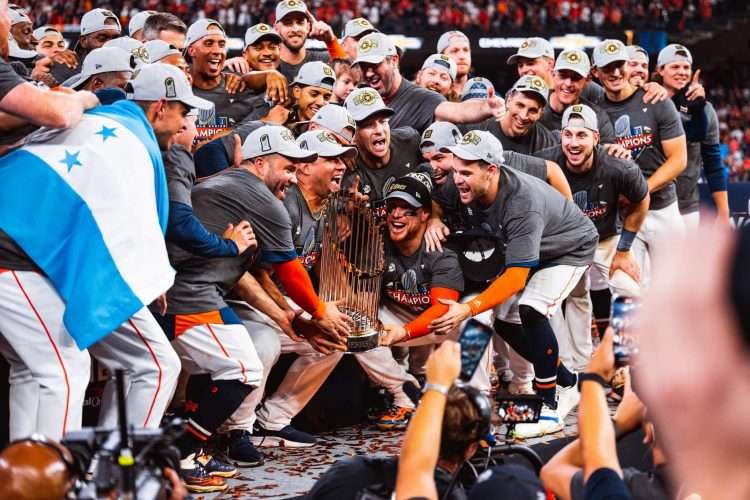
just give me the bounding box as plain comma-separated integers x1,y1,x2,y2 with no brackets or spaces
11,0,731,35
0,0,749,499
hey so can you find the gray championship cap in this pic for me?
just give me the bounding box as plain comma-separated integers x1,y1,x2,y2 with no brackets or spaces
342,18,377,40
63,46,134,89
506,37,554,65
80,8,122,36
292,61,336,90
445,130,504,166
33,26,63,41
344,87,394,122
385,172,433,208
241,125,318,161
104,37,151,67
297,130,357,159
275,0,313,23
554,49,591,78
436,30,469,53
9,8,31,26
143,39,181,62
421,53,457,81
244,23,282,48
461,77,494,101
627,45,649,62
352,32,397,66
420,121,461,153
657,43,693,67
185,19,225,48
310,104,357,142
562,103,599,132
510,75,549,103
592,39,628,67
129,10,156,36
128,62,213,110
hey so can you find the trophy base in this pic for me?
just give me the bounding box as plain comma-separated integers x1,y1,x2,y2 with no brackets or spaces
346,330,380,353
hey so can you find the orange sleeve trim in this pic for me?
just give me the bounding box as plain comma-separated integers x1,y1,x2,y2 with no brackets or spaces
326,38,348,60
272,260,326,318
467,267,530,316
404,287,460,340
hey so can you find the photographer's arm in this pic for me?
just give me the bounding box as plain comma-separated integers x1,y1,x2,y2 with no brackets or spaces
395,341,461,500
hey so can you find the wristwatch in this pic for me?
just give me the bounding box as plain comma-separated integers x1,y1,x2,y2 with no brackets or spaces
422,382,450,396
578,372,608,391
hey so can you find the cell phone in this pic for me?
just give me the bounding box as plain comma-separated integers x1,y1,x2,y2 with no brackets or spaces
49,62,80,86
609,295,640,366
497,395,544,424
458,318,493,382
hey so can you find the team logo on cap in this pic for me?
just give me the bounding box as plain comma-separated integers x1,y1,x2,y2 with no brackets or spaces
101,9,116,18
317,131,338,144
286,0,300,7
605,42,620,54
359,37,378,53
571,105,584,113
674,44,687,51
347,115,356,127
520,39,533,49
280,128,294,142
353,89,378,106
164,77,177,98
356,18,372,27
529,76,546,91
422,129,433,140
322,66,334,77
406,172,433,191
565,51,581,63
256,24,271,32
460,131,481,145
133,46,150,64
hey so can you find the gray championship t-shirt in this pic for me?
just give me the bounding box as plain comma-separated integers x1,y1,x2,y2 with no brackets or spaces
540,96,617,144
279,49,329,82
386,79,446,134
467,166,598,268
283,184,325,275
676,101,719,214
581,81,606,105
0,59,25,100
164,144,195,206
346,127,422,203
166,168,295,313
600,88,685,210
382,239,464,314
537,145,648,240
193,77,269,142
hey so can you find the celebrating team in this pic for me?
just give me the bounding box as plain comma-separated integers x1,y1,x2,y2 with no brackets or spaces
0,0,726,493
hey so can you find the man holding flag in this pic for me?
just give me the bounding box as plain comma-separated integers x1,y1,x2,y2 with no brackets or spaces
0,63,209,440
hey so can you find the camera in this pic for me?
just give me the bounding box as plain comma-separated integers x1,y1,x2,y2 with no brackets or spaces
610,295,641,366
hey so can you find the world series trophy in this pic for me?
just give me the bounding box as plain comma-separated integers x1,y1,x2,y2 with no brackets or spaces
319,191,385,352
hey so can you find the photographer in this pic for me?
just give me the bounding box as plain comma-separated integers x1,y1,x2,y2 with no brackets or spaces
307,341,489,500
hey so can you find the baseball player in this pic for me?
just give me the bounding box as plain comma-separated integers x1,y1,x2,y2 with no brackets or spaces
436,30,472,101
538,104,650,371
273,0,346,82
33,26,66,58
76,8,122,59
353,32,505,134
430,130,599,438
343,87,422,203
128,10,156,41
8,7,32,51
655,44,729,227
415,54,458,98
625,45,650,88
593,39,687,288
460,77,494,102
539,49,618,145
471,75,558,155
63,47,133,92
242,23,283,72
340,17,378,61
287,61,336,123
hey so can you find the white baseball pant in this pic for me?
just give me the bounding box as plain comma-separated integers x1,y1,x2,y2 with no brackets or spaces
550,236,640,371
631,201,685,289
0,270,91,440
90,307,180,429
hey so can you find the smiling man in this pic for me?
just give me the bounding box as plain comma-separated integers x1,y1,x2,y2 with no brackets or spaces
243,23,282,71
537,104,649,371
290,61,335,122
437,30,471,101
415,53,456,98
344,87,422,203
472,75,558,155
594,39,687,288
540,49,616,144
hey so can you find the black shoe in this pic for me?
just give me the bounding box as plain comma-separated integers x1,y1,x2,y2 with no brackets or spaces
251,422,316,448
222,429,265,467
195,449,238,478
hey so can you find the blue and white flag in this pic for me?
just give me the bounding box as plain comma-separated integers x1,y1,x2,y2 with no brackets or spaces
0,100,174,349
